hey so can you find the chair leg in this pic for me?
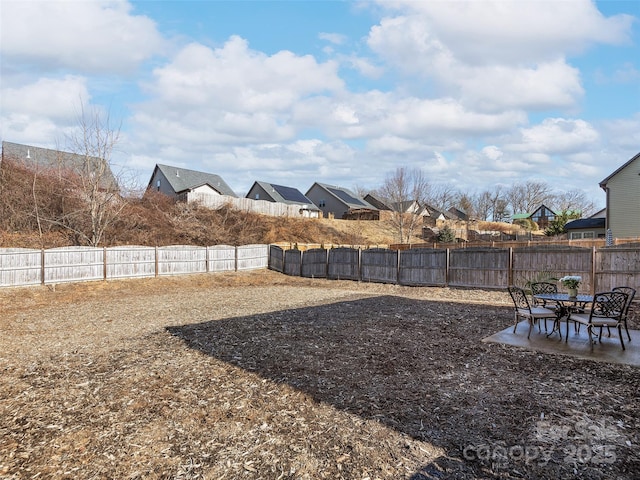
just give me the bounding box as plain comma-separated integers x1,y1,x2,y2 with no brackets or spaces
527,318,534,339
513,313,518,334
624,321,631,342
588,326,594,352
618,326,626,351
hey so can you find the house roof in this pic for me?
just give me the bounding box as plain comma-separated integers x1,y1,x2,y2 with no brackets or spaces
448,207,468,221
309,183,377,210
565,218,606,230
426,204,454,220
363,193,392,210
250,181,317,207
599,152,640,189
1,140,118,191
151,164,236,197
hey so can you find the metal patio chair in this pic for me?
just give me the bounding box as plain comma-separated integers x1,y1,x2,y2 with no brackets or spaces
567,291,628,351
612,286,636,342
530,282,559,332
508,286,560,339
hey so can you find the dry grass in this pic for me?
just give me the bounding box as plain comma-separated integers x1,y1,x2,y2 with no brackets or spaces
1,270,639,479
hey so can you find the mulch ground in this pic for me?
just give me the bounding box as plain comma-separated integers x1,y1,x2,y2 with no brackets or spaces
1,270,638,479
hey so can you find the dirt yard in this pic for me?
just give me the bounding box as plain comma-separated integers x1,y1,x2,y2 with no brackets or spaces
1,270,638,479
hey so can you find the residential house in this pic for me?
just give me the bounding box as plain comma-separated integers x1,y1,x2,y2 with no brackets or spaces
512,204,556,229
422,204,454,227
564,217,606,240
1,140,118,191
305,182,378,219
147,164,236,201
363,193,392,211
448,207,469,221
246,181,321,218
598,152,640,239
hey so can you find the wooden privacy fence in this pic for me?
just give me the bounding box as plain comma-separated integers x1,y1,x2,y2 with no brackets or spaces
268,245,640,293
0,244,269,287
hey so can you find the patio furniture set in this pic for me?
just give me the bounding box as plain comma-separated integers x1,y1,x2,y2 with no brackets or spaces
507,282,636,351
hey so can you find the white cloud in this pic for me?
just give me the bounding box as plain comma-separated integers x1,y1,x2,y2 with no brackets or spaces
366,1,632,112
319,32,347,45
146,38,343,112
375,0,633,64
1,0,165,74
0,76,91,143
514,118,600,154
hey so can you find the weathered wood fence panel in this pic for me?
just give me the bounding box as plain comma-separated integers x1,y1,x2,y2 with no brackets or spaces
187,193,316,217
237,244,269,270
301,248,328,278
284,249,302,276
106,246,156,279
327,247,360,280
157,246,207,276
269,245,284,273
449,248,510,288
398,249,447,286
208,245,237,273
44,247,104,284
595,247,640,292
513,247,593,294
361,248,398,284
0,248,42,287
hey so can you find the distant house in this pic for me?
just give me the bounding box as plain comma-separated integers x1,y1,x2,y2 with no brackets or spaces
391,200,428,216
599,152,640,239
147,164,236,201
448,207,469,221
1,140,118,191
565,217,606,240
512,204,556,229
363,193,392,211
246,181,321,217
305,183,377,219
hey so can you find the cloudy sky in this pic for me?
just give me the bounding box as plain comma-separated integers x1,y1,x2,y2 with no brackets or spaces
1,0,638,208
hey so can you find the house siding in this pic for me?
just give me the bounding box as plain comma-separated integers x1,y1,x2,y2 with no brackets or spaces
150,169,177,197
246,184,275,202
606,155,640,238
306,184,348,218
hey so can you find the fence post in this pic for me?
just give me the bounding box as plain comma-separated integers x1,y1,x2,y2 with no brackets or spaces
205,246,210,273
103,246,107,280
155,246,159,277
591,246,596,294
508,247,513,287
41,249,45,285
234,246,238,271
445,248,450,287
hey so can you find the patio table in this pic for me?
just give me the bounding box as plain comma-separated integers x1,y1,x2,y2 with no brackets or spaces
534,293,594,340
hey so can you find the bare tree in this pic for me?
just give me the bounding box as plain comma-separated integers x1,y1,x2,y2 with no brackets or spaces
552,189,596,217
506,181,555,216
27,105,128,246
378,167,430,243
425,183,459,213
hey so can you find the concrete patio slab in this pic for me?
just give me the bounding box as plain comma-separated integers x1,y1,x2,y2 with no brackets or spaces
483,320,640,367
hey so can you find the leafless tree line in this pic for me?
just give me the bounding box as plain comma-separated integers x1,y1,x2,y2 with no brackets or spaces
370,167,596,222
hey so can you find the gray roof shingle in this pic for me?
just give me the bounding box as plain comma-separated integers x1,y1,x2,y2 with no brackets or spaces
153,164,237,197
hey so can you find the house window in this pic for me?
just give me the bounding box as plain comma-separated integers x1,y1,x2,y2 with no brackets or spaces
570,232,595,240
156,179,161,191
255,194,260,200
319,200,326,208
